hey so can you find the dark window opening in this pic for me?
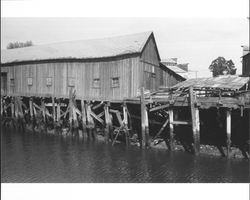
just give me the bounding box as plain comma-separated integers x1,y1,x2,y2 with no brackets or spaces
93,78,100,88
111,77,120,88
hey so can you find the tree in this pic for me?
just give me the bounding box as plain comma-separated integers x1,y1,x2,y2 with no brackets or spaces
209,57,236,77
7,41,33,49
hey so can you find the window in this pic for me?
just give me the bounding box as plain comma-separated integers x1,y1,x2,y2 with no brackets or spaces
10,78,15,86
93,78,100,88
27,77,33,86
46,77,52,86
152,66,155,73
111,77,120,88
68,77,75,87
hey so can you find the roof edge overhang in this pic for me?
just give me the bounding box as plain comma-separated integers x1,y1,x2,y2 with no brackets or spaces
159,62,186,81
1,52,141,67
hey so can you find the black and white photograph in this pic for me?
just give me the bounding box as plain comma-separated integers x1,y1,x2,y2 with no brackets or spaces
1,0,249,199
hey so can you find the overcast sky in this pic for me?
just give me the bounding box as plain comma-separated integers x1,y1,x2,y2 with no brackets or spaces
1,1,249,78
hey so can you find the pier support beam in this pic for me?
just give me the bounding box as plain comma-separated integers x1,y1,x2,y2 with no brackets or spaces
86,102,95,139
56,99,61,123
189,87,200,155
41,99,46,123
169,108,174,150
11,97,15,119
29,98,34,129
104,103,111,143
141,87,149,148
0,97,3,117
52,96,56,125
226,109,232,159
81,99,87,137
123,103,130,146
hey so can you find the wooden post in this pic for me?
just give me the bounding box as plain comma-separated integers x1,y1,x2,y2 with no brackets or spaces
189,87,200,155
52,96,56,124
87,102,95,139
29,98,33,119
195,106,200,154
56,99,61,122
104,103,110,143
0,97,3,117
123,103,129,146
41,99,46,122
81,99,87,137
141,87,149,148
11,97,15,119
169,108,174,150
145,106,149,147
14,97,19,119
226,109,231,158
29,97,34,129
72,103,78,130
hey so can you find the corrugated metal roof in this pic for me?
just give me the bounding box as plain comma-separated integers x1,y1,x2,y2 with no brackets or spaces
1,32,153,64
172,75,250,90
166,65,187,74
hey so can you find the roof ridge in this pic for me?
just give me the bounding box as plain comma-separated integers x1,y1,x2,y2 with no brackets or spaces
1,31,154,64
2,31,153,52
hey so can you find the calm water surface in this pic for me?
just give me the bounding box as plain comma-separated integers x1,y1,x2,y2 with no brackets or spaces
1,128,249,183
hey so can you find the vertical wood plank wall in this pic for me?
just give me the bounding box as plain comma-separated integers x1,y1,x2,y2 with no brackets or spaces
1,56,142,100
140,37,160,91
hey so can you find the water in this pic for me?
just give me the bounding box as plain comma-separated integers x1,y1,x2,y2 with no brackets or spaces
1,128,249,183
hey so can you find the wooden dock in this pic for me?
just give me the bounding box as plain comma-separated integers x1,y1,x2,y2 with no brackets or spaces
1,76,250,159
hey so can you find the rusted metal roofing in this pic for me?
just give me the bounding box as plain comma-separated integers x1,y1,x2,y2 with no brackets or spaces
1,31,155,64
172,75,250,90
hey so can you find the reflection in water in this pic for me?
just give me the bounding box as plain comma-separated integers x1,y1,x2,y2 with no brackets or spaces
1,128,249,183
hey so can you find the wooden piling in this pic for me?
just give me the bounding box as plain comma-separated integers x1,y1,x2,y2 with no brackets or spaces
11,97,15,119
189,87,200,155
52,96,56,124
226,109,231,158
141,87,149,148
14,97,19,119
56,99,61,122
81,99,87,137
86,102,95,139
0,97,3,117
168,108,174,150
123,103,129,146
104,104,110,143
29,98,34,129
41,98,46,122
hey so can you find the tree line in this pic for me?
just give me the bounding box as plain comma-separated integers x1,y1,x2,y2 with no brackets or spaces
6,41,33,49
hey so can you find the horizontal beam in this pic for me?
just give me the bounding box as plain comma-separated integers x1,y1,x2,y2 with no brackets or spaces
170,120,191,125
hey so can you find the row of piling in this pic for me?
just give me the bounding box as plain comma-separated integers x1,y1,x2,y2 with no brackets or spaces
1,87,249,159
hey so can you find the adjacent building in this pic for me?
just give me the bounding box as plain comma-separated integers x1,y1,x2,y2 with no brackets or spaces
242,46,250,77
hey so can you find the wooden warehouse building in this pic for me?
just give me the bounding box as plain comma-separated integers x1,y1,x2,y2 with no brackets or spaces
1,32,183,100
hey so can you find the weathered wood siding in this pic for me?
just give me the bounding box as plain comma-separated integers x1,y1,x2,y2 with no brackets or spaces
1,56,141,100
160,70,183,87
1,34,166,100
139,36,160,92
